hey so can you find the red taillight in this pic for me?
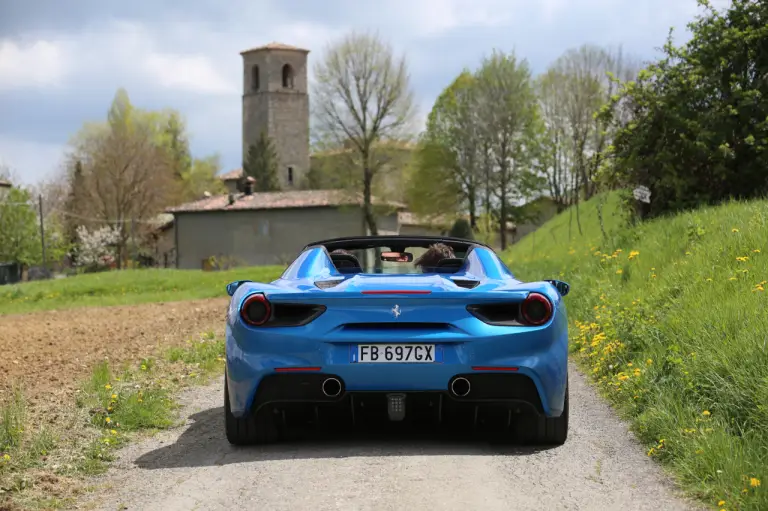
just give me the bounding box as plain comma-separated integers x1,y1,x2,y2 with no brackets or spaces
240,293,271,326
521,292,552,326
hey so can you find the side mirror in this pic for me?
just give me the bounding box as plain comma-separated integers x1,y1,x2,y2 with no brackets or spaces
546,279,570,297
226,280,251,297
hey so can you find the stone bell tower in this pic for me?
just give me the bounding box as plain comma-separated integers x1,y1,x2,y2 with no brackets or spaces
241,42,310,189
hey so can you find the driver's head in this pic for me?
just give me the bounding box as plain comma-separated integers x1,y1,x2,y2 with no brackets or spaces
414,243,455,272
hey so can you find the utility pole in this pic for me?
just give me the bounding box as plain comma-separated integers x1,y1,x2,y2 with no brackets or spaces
38,194,47,271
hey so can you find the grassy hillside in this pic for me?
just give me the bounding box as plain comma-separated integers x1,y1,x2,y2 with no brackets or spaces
505,192,767,510
0,266,285,315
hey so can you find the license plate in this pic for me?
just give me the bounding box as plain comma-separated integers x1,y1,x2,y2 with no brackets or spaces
351,344,440,363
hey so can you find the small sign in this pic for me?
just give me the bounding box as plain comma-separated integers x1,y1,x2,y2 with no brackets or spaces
633,185,651,204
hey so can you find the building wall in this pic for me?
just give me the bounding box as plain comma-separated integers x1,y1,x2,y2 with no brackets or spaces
174,207,399,269
242,49,310,190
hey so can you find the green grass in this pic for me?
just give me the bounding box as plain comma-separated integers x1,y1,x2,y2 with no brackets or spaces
0,266,285,315
504,191,768,510
0,333,226,508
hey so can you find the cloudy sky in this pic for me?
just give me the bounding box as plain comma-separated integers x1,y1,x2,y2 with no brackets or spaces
0,0,725,186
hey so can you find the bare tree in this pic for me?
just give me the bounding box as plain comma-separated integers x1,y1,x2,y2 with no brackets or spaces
536,69,574,211
69,114,174,268
312,31,416,235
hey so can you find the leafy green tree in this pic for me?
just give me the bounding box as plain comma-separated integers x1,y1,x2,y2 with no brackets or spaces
601,0,768,219
243,131,280,192
180,155,226,200
0,188,38,265
449,218,474,240
475,50,539,249
409,71,482,227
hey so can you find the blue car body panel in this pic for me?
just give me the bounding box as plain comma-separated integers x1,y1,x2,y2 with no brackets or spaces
225,243,569,419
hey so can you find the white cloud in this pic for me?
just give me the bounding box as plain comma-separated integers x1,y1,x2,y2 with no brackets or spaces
144,52,237,95
0,39,69,91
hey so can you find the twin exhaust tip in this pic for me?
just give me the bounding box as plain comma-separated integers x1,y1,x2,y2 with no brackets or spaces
450,377,471,397
321,376,470,398
321,377,342,398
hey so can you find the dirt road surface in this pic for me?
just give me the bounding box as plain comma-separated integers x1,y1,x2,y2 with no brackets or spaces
83,364,700,511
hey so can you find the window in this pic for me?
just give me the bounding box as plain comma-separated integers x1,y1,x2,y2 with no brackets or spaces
282,64,294,88
287,166,294,185
252,65,260,91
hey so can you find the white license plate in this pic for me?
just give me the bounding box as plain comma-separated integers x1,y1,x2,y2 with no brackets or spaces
354,344,437,363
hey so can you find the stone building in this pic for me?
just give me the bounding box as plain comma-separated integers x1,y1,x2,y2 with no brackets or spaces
166,42,404,269
241,42,310,190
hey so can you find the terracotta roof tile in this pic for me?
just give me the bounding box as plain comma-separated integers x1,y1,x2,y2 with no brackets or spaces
241,42,310,54
166,189,406,214
218,168,243,181
0,180,11,188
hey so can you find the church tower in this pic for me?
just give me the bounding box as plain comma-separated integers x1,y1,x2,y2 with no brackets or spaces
241,42,310,189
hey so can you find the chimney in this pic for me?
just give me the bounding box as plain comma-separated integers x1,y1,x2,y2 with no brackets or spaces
244,176,256,196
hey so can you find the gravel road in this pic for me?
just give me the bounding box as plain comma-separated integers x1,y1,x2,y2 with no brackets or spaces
83,364,700,511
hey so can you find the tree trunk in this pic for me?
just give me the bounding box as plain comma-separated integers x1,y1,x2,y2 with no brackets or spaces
362,165,378,236
468,187,477,229
499,192,507,250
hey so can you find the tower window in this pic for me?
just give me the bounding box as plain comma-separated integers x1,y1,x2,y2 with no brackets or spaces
252,65,260,91
282,64,294,88
287,166,294,185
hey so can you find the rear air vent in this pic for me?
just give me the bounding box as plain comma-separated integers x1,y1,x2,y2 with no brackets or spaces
466,302,524,326
451,279,480,289
267,303,327,327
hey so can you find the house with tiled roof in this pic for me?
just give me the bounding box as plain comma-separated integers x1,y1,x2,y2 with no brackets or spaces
166,185,404,268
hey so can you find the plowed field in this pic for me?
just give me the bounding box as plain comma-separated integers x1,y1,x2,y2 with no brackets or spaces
0,298,228,407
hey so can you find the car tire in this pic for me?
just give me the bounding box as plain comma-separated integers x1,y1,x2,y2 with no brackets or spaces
516,377,569,446
535,377,569,445
224,373,279,445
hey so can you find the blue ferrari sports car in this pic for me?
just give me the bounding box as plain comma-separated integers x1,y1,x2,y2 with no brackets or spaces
224,235,570,445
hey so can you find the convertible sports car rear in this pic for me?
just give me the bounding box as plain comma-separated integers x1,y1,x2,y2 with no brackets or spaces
224,236,570,445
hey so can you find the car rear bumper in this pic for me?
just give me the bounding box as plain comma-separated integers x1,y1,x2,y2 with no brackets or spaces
225,333,568,419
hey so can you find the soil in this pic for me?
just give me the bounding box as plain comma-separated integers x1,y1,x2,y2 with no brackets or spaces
0,298,228,409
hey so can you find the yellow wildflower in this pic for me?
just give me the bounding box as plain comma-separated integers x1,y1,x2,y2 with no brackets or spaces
753,249,761,253
141,364,148,371
702,410,711,417
2,454,9,461
111,393,117,400
616,269,623,275
105,417,112,424
646,359,653,365
732,228,739,233
750,477,761,488
110,429,117,435
104,384,112,390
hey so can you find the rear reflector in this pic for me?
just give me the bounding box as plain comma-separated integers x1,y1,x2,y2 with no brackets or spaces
274,366,322,372
471,366,519,371
361,290,432,295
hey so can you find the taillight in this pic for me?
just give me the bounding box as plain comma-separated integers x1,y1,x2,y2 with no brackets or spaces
521,292,552,326
240,293,271,326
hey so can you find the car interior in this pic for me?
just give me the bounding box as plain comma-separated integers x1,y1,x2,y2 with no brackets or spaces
326,246,469,275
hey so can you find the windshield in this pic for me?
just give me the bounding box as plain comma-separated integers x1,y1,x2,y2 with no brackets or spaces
328,244,469,275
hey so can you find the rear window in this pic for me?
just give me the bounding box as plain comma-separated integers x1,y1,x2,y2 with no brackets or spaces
329,246,468,275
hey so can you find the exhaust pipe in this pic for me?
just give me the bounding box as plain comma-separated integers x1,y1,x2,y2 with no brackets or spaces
450,377,471,397
322,377,342,398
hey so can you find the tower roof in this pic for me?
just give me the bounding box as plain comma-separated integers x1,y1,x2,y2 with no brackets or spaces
240,42,310,55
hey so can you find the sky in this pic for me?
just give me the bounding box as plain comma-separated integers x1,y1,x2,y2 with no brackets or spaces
0,0,728,186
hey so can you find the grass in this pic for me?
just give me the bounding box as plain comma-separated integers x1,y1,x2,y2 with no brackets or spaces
504,190,768,510
0,333,226,509
0,266,285,315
